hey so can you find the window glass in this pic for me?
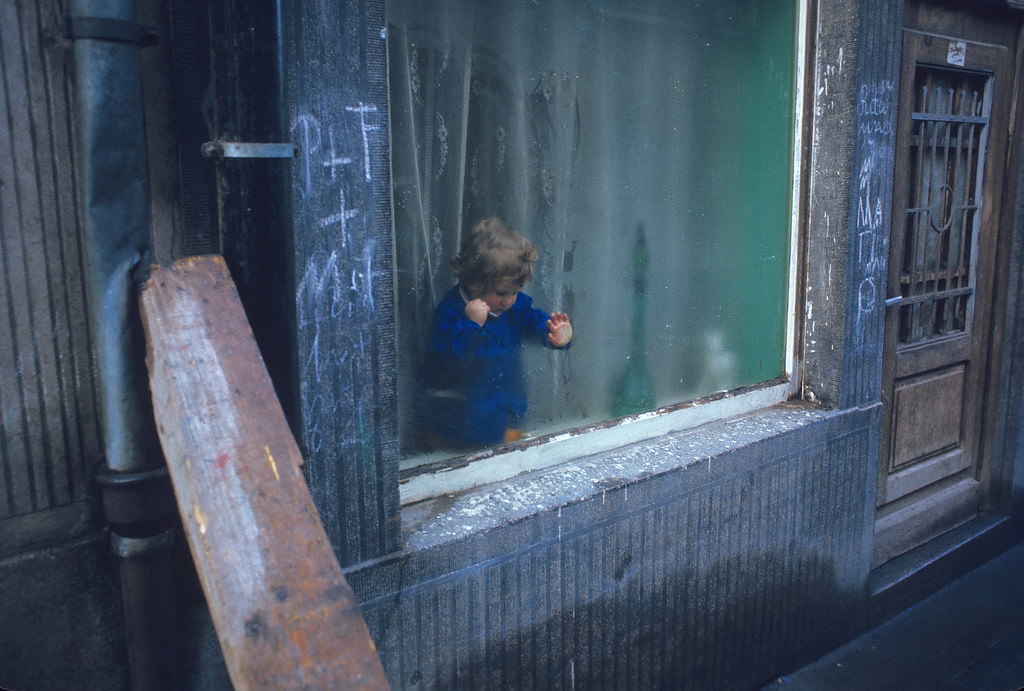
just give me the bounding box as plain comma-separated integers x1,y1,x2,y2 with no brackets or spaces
388,0,798,465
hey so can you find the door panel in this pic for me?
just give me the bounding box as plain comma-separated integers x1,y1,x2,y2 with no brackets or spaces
891,365,964,470
894,334,970,378
886,365,972,503
876,17,1013,567
886,447,970,503
874,477,980,567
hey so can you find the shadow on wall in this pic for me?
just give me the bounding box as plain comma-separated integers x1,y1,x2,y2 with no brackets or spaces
0,536,129,691
387,549,858,690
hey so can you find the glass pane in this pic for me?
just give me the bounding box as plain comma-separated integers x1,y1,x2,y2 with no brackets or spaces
388,0,797,462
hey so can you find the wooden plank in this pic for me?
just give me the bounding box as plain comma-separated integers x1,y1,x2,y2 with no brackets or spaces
139,255,389,690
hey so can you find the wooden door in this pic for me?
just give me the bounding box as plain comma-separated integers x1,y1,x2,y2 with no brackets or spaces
875,15,1014,567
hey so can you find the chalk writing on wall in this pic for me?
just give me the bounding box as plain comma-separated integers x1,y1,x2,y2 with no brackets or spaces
291,102,384,457
854,80,896,342
857,80,895,137
292,113,322,201
346,103,380,183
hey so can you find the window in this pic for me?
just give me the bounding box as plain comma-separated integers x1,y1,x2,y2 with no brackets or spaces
388,0,805,498
896,66,989,345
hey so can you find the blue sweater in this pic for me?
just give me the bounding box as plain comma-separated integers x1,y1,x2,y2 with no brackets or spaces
414,285,559,448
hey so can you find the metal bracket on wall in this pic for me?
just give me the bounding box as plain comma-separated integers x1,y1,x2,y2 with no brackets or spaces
201,140,298,159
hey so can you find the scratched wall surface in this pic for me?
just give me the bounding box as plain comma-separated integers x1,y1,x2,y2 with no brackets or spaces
802,0,859,406
802,0,902,409
0,0,105,549
282,0,400,565
349,407,878,690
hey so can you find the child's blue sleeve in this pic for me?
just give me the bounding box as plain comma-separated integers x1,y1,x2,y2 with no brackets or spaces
516,294,570,349
429,302,485,357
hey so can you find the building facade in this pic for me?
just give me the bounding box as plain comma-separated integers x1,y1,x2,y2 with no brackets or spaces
3,0,1024,688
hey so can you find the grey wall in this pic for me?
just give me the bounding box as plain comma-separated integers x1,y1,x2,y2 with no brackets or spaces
281,0,401,567
0,536,128,689
348,406,879,689
0,0,104,553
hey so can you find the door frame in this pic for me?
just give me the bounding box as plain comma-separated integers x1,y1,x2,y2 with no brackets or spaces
875,1,1023,567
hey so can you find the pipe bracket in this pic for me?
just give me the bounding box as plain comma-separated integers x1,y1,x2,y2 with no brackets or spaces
201,140,298,159
110,528,175,559
97,465,175,528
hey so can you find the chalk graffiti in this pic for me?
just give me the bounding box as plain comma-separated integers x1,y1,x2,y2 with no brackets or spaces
345,103,380,183
857,190,884,232
858,277,876,319
291,101,383,456
817,47,845,102
323,127,354,181
291,114,322,201
857,80,896,137
297,245,378,371
318,185,360,252
292,101,381,196
853,80,896,342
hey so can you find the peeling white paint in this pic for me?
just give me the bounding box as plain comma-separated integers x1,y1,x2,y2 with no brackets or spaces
401,383,795,505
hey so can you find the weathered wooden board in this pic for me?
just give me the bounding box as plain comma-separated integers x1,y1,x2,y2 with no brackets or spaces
140,255,388,690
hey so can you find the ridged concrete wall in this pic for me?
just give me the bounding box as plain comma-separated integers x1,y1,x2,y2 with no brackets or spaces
0,0,103,550
350,406,878,690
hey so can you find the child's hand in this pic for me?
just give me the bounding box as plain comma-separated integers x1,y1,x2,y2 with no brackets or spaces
465,298,490,326
547,312,573,347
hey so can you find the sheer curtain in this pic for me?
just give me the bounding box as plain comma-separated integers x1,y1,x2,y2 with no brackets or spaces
388,0,797,457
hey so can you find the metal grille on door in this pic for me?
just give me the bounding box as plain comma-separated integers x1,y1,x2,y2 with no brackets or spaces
897,67,990,345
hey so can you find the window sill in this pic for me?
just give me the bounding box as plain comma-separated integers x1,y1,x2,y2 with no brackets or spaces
401,398,830,551
399,380,796,505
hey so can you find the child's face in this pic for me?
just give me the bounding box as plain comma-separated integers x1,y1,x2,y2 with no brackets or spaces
479,278,522,316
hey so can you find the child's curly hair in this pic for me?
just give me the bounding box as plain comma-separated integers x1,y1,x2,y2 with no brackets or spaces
452,217,538,296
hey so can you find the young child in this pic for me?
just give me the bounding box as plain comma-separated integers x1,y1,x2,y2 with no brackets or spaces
414,217,573,449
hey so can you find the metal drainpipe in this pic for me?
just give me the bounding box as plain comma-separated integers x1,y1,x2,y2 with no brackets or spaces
68,1,178,688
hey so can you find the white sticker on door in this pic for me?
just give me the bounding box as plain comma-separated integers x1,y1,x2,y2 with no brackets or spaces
947,41,967,66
